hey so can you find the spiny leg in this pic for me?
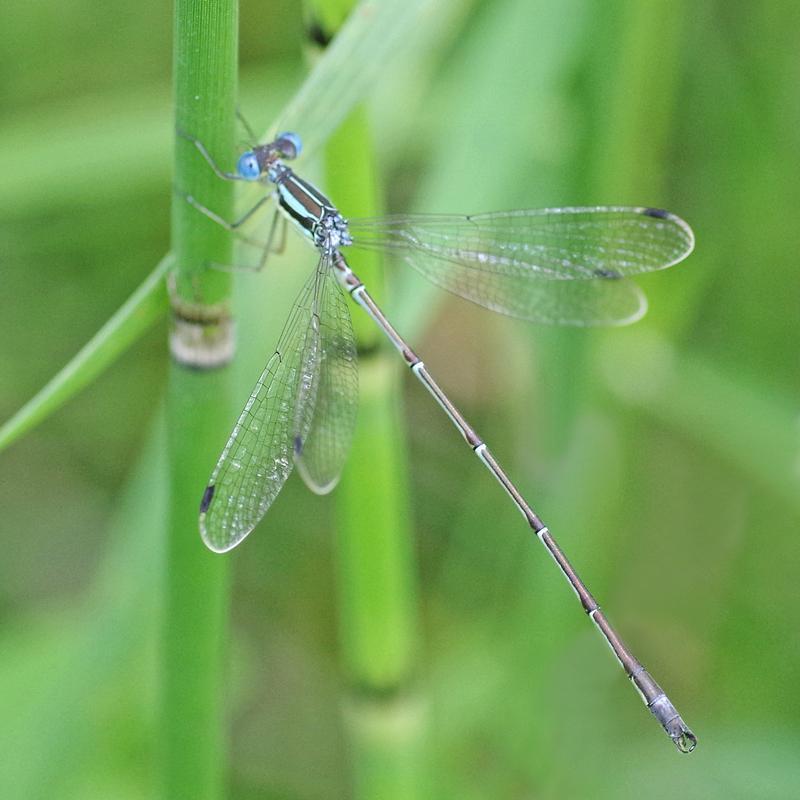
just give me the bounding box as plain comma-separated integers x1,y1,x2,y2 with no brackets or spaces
273,215,288,255
176,128,243,182
198,206,285,274
184,190,274,233
236,207,284,273
235,106,259,144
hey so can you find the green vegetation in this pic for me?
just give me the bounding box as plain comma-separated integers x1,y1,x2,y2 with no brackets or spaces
1,1,798,798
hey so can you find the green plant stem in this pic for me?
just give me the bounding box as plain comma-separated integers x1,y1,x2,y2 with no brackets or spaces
164,368,233,800
315,16,425,800
164,1,238,798
327,106,419,689
588,1,688,198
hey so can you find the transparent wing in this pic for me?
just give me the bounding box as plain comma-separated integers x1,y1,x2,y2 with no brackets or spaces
294,268,359,494
268,0,436,163
199,258,327,552
348,207,695,325
402,252,647,325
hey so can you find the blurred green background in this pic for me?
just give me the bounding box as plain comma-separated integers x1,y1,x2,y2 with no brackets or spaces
1,0,799,798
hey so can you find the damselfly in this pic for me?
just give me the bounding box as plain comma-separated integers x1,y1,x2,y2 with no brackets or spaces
182,130,696,752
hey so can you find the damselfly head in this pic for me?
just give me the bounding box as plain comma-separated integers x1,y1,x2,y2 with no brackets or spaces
237,133,301,180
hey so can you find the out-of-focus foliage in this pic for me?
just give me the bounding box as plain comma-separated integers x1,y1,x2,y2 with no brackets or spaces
0,1,798,798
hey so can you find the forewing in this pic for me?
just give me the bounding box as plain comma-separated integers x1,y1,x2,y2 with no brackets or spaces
294,269,359,494
199,264,325,552
348,207,694,325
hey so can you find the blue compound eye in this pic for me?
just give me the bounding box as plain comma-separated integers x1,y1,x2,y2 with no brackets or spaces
276,131,302,159
236,152,261,180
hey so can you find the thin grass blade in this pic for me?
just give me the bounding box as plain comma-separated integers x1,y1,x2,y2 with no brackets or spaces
0,254,172,452
268,0,438,162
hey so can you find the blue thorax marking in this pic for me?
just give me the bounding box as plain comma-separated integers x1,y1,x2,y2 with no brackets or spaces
270,164,352,250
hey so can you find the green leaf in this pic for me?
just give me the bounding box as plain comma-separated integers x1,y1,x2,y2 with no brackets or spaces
0,254,172,453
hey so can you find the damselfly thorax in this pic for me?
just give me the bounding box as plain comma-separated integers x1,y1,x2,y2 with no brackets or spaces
271,163,353,252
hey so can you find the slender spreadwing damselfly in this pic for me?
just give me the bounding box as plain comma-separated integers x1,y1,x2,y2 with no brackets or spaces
180,129,696,753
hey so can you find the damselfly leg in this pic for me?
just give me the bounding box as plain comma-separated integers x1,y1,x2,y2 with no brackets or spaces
235,106,259,145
